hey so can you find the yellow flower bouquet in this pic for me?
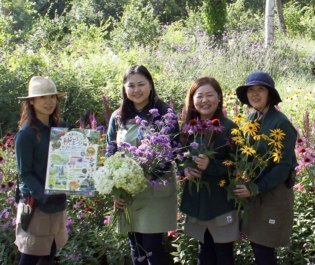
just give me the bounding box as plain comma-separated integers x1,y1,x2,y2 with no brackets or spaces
222,113,286,216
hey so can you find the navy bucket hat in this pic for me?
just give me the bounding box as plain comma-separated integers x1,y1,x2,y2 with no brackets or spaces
236,71,282,106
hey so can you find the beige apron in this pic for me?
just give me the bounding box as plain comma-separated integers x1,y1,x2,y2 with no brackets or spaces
15,203,68,255
184,210,240,243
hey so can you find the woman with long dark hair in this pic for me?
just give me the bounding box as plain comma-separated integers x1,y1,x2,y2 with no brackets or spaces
179,77,239,265
106,65,178,265
15,76,68,265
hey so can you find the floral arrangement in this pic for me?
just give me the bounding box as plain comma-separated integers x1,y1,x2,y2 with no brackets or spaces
94,152,147,223
94,152,147,197
115,108,179,186
179,118,225,192
222,113,286,213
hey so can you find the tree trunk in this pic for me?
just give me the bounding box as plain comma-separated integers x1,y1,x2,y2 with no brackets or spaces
265,0,275,48
275,0,287,34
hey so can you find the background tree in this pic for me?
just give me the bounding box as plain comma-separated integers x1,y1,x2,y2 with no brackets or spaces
203,0,227,38
265,0,275,48
276,0,287,34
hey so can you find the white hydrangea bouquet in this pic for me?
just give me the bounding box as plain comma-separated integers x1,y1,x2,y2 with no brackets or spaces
93,152,147,223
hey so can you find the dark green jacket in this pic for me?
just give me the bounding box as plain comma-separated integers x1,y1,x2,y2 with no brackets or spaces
15,120,67,213
242,106,297,247
249,106,297,194
180,117,236,221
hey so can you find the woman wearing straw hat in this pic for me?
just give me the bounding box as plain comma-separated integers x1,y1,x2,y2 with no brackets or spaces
15,76,68,265
234,71,297,265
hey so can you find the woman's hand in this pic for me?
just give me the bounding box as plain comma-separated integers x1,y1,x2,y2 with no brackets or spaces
233,184,251,198
194,154,209,171
184,167,202,180
114,197,126,210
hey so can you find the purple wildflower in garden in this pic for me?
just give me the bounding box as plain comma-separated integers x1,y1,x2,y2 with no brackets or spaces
66,218,73,233
7,197,14,205
96,125,106,134
89,112,97,130
66,253,82,261
102,95,111,128
0,209,9,219
1,221,10,231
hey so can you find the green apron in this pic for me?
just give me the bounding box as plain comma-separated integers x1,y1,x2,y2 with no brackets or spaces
116,122,177,233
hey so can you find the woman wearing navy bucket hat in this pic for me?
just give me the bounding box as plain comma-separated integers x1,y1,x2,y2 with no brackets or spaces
234,71,297,265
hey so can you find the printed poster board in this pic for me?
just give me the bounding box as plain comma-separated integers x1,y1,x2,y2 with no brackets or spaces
45,127,100,196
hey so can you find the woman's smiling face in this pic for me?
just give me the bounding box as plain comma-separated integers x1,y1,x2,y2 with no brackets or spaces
124,73,151,111
193,84,220,120
246,85,269,113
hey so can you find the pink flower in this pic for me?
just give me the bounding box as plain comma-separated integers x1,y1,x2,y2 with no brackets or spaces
168,229,179,238
294,183,305,191
103,215,110,225
296,146,311,155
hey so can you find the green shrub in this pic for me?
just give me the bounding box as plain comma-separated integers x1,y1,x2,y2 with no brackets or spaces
110,0,161,50
203,0,227,38
283,2,315,39
226,0,263,32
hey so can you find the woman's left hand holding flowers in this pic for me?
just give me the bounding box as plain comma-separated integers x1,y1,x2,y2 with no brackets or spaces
233,185,251,198
194,154,209,171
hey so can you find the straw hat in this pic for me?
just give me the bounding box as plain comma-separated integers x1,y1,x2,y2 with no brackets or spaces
18,76,67,99
236,71,282,106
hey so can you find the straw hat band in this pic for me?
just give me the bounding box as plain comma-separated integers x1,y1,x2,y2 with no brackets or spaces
18,76,66,99
28,85,57,97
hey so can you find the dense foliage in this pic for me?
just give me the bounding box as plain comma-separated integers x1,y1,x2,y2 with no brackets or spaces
0,0,314,264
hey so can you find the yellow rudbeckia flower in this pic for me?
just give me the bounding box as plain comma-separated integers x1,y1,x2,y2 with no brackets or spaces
268,139,284,149
270,129,286,141
272,149,282,163
218,179,226,187
241,146,256,156
233,114,246,125
223,160,234,166
243,120,260,136
231,128,241,135
232,136,245,144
